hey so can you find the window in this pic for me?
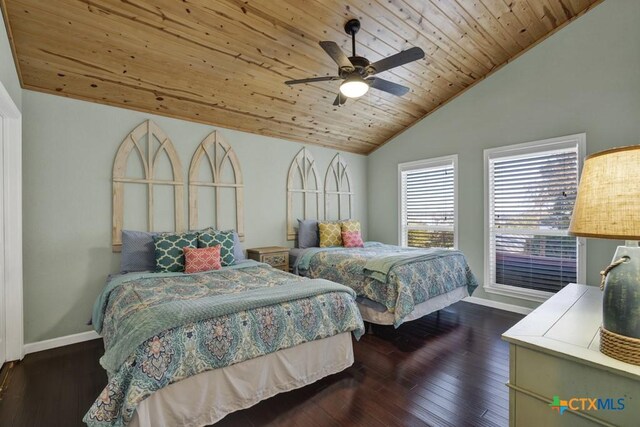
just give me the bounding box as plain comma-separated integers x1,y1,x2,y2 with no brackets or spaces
399,155,457,249
484,134,586,301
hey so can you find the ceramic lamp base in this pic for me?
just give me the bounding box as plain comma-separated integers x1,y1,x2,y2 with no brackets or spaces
602,246,640,338
600,326,640,366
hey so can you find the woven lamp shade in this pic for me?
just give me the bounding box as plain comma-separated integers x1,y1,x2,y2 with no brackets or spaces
569,145,640,240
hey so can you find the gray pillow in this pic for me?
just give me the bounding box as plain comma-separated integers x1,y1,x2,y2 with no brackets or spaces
297,219,319,248
120,230,158,273
233,231,246,261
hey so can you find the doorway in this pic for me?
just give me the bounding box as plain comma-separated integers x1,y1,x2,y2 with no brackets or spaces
0,81,22,364
0,115,4,369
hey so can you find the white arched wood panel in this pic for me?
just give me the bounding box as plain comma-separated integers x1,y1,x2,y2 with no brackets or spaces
324,153,353,221
189,131,244,240
112,120,184,251
287,148,322,240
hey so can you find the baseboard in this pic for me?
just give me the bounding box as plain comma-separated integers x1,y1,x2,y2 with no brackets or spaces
23,330,101,355
463,296,534,315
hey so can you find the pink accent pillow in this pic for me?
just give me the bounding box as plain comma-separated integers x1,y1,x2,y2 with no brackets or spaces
342,231,364,248
184,245,221,274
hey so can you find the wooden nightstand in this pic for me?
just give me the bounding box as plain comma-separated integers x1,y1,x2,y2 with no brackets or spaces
247,246,289,271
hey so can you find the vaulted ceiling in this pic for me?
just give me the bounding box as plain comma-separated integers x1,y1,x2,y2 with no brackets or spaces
1,0,602,154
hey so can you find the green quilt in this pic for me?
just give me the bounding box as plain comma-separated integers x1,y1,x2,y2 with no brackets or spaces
295,243,478,327
84,261,364,427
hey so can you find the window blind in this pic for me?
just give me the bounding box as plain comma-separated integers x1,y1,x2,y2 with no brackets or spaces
488,147,579,293
400,160,455,248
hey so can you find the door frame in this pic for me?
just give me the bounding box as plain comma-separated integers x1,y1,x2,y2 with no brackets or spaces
0,81,23,361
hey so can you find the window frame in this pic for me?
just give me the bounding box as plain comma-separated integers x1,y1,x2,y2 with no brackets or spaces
483,134,587,302
398,154,459,249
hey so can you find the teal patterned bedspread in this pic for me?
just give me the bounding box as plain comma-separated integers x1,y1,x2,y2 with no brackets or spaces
295,243,478,327
84,261,364,427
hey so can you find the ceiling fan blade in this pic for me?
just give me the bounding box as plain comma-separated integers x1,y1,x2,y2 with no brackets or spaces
368,77,410,96
285,76,341,85
369,47,425,74
319,41,354,70
332,92,347,106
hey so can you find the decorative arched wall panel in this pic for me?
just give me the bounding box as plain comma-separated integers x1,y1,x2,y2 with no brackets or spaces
287,147,322,240
112,120,184,251
189,131,244,240
324,153,353,221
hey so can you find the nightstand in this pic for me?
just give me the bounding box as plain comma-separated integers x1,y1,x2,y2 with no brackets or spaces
247,246,289,271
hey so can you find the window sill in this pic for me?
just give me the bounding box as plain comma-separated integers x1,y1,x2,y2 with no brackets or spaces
483,283,554,303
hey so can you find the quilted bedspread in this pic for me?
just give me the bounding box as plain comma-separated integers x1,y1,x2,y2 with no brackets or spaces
295,243,478,327
84,262,364,427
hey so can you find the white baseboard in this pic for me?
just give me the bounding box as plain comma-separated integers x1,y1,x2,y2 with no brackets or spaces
463,296,534,315
23,330,101,355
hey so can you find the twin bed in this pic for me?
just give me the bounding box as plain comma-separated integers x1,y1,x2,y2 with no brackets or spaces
292,242,478,327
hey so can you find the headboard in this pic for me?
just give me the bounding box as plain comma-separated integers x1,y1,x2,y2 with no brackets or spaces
324,153,353,221
189,131,244,240
112,121,245,251
286,147,322,240
112,120,184,252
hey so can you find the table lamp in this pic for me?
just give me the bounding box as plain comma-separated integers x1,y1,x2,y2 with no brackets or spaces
569,145,640,365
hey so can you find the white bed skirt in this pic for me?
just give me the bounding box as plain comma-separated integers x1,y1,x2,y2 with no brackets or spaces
358,286,469,325
129,332,354,427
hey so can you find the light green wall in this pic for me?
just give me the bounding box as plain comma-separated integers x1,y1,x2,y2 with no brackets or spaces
0,6,21,110
22,91,367,342
17,0,640,341
367,0,640,309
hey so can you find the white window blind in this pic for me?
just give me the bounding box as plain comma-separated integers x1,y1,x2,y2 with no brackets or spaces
399,156,457,249
487,137,584,296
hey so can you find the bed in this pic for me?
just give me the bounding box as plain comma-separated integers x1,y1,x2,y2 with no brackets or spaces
293,242,478,327
83,260,364,427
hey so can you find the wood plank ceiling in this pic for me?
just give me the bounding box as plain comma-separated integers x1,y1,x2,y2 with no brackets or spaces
1,0,602,154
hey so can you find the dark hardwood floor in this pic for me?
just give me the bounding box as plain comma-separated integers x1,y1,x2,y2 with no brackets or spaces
0,301,522,427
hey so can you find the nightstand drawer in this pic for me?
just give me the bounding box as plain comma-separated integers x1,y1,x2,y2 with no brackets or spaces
262,253,288,267
247,246,290,272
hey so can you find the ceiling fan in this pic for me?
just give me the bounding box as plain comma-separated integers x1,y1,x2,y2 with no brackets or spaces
285,19,425,106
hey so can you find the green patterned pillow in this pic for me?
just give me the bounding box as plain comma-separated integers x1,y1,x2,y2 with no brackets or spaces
198,229,236,266
153,232,198,272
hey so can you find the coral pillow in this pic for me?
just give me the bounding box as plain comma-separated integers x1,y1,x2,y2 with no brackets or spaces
184,245,221,274
342,231,364,248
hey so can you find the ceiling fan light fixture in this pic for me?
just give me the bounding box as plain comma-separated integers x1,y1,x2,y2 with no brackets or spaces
339,75,369,98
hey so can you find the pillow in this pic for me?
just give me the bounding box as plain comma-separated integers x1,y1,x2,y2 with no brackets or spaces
153,232,198,272
198,229,236,266
341,220,361,233
232,231,246,261
342,230,364,248
318,221,342,247
297,219,319,248
120,230,158,273
184,246,221,274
